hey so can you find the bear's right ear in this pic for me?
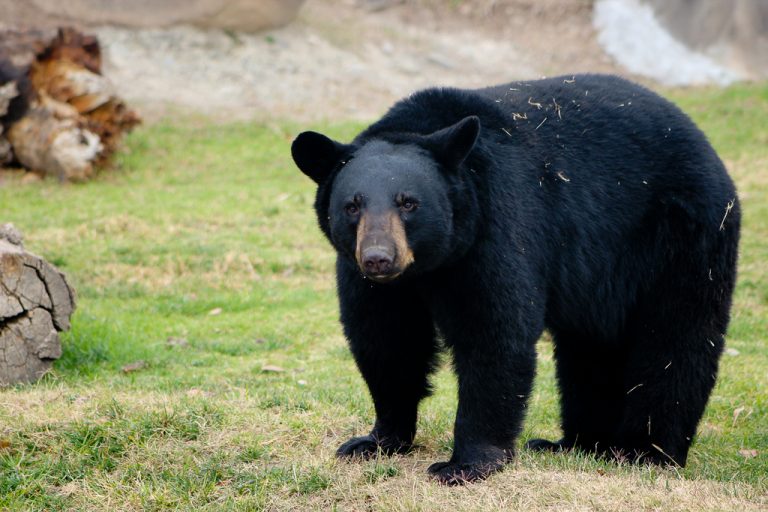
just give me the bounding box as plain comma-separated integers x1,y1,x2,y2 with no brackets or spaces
424,115,481,170
291,131,349,185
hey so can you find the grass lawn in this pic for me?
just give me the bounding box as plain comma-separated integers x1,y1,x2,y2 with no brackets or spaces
0,83,766,511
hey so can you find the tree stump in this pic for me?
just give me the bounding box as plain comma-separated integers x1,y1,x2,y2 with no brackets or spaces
0,28,140,181
0,224,76,385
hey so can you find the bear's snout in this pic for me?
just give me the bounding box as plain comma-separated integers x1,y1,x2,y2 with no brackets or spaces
361,246,394,276
354,211,415,282
357,237,401,282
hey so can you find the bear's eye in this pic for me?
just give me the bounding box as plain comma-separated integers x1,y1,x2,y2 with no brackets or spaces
400,199,418,213
345,203,359,216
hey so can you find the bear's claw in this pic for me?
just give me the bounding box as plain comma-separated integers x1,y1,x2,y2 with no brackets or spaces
427,460,504,485
336,436,380,459
336,435,411,459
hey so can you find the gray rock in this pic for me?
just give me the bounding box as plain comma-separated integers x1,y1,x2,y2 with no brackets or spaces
0,0,305,33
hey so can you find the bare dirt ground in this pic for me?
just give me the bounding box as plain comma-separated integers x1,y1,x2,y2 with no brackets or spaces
90,0,622,122
3,0,759,122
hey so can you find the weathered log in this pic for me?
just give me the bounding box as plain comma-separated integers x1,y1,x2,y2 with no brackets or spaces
0,81,14,165
6,97,104,181
0,28,139,181
0,224,76,386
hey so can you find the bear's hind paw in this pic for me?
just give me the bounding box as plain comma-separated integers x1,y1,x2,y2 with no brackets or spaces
525,438,568,453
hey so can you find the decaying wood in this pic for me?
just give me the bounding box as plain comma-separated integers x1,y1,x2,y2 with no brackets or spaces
0,224,76,386
0,81,14,165
0,28,139,181
6,97,104,181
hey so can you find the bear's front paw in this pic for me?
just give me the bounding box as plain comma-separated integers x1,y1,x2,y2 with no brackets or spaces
336,435,380,459
336,434,411,460
427,459,505,485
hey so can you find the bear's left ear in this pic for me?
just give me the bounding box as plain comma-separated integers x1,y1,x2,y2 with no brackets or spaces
291,131,350,185
425,115,481,170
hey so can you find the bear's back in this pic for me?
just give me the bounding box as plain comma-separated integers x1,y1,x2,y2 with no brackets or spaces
479,74,734,230
360,75,734,232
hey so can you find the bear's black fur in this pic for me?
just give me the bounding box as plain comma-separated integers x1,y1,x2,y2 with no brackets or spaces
291,74,740,484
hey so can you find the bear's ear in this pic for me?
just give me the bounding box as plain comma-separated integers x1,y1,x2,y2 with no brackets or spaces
425,115,481,170
291,131,349,184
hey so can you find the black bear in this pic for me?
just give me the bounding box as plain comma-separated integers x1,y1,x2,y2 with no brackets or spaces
291,74,740,485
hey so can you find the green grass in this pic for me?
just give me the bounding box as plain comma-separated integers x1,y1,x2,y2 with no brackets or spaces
0,83,766,511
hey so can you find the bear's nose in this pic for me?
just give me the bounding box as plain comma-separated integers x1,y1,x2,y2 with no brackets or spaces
362,247,393,275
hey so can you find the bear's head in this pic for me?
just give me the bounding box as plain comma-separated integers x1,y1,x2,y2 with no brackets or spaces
291,116,481,283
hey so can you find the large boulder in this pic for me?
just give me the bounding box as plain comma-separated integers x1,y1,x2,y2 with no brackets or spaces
0,0,306,33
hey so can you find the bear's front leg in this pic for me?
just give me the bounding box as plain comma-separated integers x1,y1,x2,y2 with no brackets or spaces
435,355,535,483
429,277,542,484
428,342,536,484
335,261,439,460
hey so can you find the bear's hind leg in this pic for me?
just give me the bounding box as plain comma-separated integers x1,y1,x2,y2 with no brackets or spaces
611,233,736,467
612,323,724,467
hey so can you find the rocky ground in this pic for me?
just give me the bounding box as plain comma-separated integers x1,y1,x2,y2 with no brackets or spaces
92,0,619,121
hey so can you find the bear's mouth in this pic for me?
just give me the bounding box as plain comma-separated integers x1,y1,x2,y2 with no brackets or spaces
365,271,403,283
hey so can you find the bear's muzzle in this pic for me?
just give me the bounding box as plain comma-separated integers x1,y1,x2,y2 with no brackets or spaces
355,211,414,282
